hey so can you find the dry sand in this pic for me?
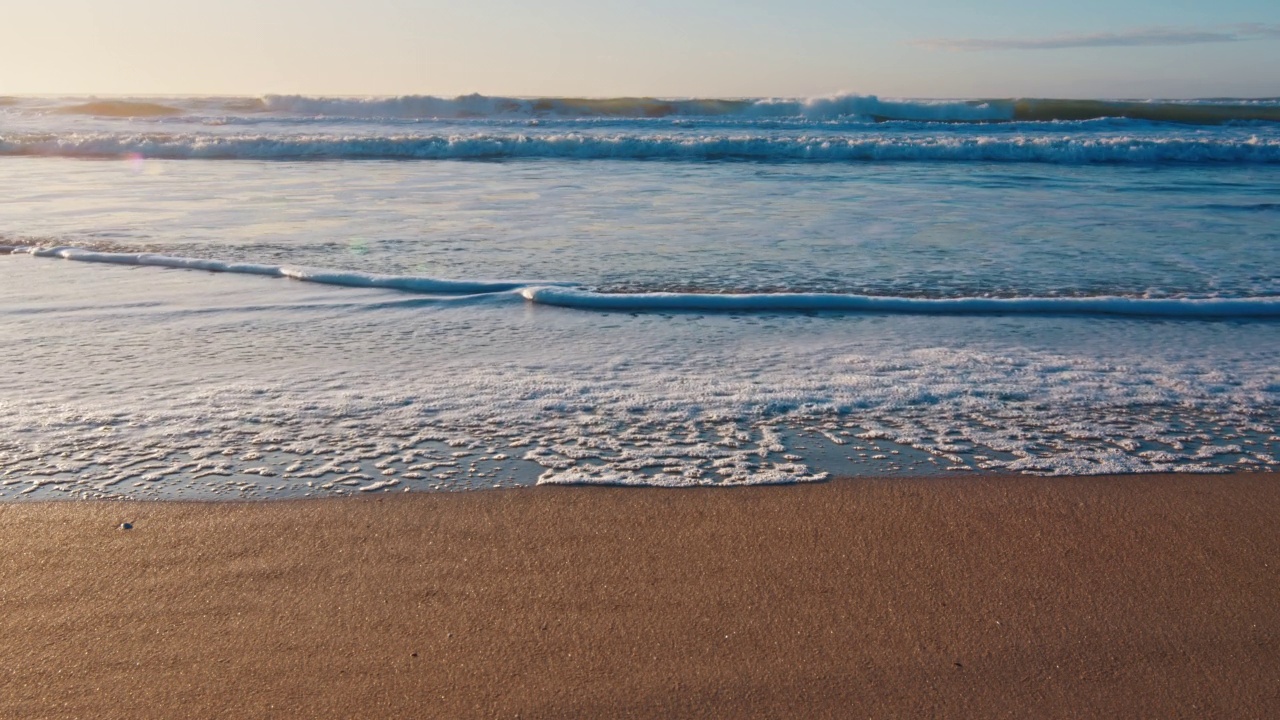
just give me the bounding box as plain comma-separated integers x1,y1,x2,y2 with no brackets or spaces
2,474,1278,719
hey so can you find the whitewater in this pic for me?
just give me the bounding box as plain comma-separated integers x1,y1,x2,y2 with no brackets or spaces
0,94,1277,498
5,93,1280,163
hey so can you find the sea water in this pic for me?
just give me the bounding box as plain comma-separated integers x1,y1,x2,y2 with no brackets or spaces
1,94,1277,499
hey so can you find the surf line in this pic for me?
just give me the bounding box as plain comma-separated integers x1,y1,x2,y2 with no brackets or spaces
519,287,1280,319
8,245,1280,319
12,246,541,295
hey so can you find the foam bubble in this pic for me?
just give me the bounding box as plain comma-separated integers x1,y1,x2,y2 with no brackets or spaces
0,257,1274,499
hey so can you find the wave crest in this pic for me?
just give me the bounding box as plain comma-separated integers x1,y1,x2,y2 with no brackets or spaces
255,94,1280,124
258,93,1010,122
23,94,1280,124
55,100,185,117
4,131,1278,163
522,286,1280,319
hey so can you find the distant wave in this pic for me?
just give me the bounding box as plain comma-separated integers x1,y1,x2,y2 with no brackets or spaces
55,100,185,117
8,246,1279,319
257,93,1014,122
28,93,1280,124
1008,98,1280,125
257,94,1280,125
4,131,1279,163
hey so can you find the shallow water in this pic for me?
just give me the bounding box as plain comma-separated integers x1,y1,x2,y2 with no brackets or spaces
1,96,1277,498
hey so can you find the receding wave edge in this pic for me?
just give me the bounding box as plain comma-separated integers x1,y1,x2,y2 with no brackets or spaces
5,246,1278,319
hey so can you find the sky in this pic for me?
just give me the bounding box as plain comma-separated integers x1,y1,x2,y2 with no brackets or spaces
2,0,1279,98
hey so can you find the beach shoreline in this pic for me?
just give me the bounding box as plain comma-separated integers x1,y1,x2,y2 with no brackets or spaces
3,473,1278,718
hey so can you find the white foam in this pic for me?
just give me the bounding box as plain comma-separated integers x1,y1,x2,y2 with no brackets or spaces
15,247,1280,319
4,132,1278,164
1,265,1274,497
520,286,1280,319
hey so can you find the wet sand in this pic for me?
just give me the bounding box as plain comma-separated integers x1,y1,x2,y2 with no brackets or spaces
3,473,1278,718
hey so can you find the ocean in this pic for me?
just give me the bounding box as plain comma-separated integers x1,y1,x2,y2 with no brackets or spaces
1,93,1277,499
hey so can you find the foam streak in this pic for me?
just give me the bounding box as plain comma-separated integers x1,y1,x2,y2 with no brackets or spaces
10,247,1279,320
4,133,1279,163
20,247,539,295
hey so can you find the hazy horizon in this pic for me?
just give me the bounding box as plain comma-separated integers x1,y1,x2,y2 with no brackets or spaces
8,91,1280,101
4,0,1279,99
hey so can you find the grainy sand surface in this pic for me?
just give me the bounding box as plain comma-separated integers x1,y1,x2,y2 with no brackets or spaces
2,474,1278,719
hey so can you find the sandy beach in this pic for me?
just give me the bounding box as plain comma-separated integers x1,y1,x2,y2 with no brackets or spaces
3,473,1278,718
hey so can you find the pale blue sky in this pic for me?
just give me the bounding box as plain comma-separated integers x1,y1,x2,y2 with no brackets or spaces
3,0,1279,97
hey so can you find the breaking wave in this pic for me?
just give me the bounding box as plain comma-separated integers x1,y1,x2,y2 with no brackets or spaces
257,93,1014,122
55,100,185,117
29,93,1280,124
4,131,1279,163
257,94,1280,124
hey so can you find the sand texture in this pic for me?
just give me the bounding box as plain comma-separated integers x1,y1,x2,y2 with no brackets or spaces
2,474,1278,718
